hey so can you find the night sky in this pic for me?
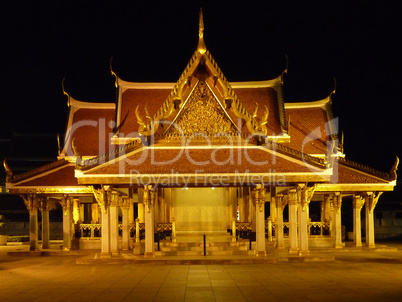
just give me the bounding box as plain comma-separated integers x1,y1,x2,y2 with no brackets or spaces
1,1,401,178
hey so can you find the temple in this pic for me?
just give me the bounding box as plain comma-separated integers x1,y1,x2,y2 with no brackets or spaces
4,11,397,257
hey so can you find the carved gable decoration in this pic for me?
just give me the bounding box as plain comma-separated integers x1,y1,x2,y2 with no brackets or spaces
166,80,239,138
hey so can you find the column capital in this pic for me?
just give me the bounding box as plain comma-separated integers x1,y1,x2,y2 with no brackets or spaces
297,184,316,211
143,185,156,213
287,189,298,205
22,194,40,212
120,197,132,210
39,197,49,212
365,192,382,213
332,192,342,214
110,191,120,208
91,186,110,213
59,194,73,216
251,184,265,212
275,194,287,210
353,195,365,210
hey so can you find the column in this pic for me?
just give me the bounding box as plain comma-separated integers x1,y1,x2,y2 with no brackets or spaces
171,217,177,243
288,189,298,253
365,192,382,248
138,188,145,223
40,198,50,249
323,195,332,236
91,203,99,223
275,194,286,249
298,185,315,255
73,199,80,224
164,188,172,223
231,218,237,243
241,187,250,222
252,184,266,255
121,197,131,251
59,195,73,251
23,195,40,251
333,193,343,248
133,218,142,255
110,192,120,255
249,189,256,232
144,185,156,256
93,187,112,257
353,195,365,247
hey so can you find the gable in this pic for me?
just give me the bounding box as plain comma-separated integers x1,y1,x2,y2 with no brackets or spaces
164,80,239,139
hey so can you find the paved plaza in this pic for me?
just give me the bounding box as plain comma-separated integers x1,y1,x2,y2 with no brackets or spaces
1,242,402,302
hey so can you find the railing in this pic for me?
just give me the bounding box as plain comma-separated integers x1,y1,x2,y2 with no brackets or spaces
308,221,330,236
156,223,172,232
271,221,330,237
235,222,252,231
78,224,101,239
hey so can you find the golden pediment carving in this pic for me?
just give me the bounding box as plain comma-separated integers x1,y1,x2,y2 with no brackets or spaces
166,80,238,138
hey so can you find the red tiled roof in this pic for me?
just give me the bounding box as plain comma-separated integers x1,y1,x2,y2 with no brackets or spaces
87,147,322,175
10,162,79,187
334,161,391,184
234,87,283,135
118,89,171,136
65,108,115,157
284,107,329,154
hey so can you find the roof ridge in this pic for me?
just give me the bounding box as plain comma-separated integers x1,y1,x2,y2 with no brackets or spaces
77,139,143,171
9,159,69,183
338,157,393,181
274,141,327,168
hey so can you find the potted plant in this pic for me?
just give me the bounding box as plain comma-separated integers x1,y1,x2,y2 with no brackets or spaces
0,214,7,245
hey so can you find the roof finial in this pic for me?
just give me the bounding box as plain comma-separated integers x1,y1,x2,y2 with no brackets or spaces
3,158,12,182
332,77,337,95
109,56,118,88
197,8,207,54
61,77,70,107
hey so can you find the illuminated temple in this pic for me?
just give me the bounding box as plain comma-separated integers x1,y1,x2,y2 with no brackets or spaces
5,11,398,256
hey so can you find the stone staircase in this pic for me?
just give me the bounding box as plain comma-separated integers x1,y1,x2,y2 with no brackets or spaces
154,233,255,256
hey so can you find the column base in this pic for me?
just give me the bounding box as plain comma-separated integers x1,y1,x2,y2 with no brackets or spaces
298,250,310,256
366,243,376,248
111,250,120,256
133,243,143,255
354,242,362,247
144,252,155,257
100,252,112,258
255,251,266,257
288,248,299,254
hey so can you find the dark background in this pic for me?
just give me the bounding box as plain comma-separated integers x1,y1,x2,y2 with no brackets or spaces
1,1,401,201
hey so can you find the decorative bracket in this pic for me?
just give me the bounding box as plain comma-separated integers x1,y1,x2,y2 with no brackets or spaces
252,184,266,212
143,185,156,213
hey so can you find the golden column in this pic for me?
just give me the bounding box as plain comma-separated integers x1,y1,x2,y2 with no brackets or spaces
353,195,365,247
333,193,343,248
39,197,50,249
110,192,120,255
120,197,132,251
23,194,40,251
143,185,156,256
297,184,315,255
287,189,298,254
365,192,382,248
252,184,266,255
59,195,73,251
275,194,286,249
93,186,112,257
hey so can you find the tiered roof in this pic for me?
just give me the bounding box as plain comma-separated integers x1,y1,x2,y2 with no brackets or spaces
5,10,397,193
